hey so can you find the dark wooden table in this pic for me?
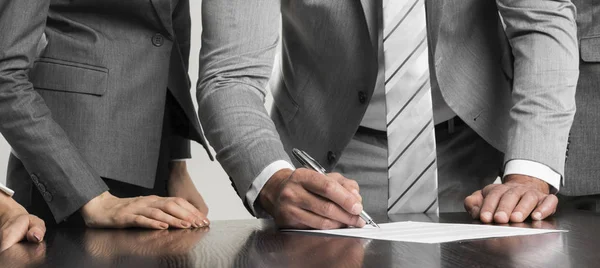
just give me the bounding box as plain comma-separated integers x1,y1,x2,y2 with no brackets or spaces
2,210,599,268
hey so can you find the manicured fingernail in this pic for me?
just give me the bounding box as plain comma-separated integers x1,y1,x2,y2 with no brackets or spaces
532,212,542,220
160,223,169,229
494,211,507,222
203,219,210,226
181,221,191,228
482,212,492,221
33,233,42,242
512,212,523,221
351,203,363,215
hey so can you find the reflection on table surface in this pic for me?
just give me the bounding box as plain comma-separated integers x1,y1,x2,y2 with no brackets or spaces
1,210,600,268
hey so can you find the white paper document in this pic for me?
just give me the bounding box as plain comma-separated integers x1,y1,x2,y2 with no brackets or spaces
286,221,566,244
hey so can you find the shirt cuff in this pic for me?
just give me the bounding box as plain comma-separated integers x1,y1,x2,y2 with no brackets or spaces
503,159,561,194
0,183,14,197
245,160,296,217
170,159,188,162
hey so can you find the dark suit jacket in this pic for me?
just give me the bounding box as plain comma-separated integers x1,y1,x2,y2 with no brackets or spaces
563,0,600,195
0,0,210,222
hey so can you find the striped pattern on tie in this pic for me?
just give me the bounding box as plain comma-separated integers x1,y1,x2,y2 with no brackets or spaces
384,0,438,214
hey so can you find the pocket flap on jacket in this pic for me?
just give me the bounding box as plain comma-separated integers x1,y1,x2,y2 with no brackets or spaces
30,58,108,96
581,37,600,62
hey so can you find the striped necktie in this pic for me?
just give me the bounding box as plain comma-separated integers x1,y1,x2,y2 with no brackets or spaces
384,0,438,214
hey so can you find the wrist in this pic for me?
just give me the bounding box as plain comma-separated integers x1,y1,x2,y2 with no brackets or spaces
169,161,189,179
0,193,27,225
81,191,114,218
258,168,294,215
504,174,550,194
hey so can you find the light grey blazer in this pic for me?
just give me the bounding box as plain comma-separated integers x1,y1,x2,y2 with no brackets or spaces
198,0,578,211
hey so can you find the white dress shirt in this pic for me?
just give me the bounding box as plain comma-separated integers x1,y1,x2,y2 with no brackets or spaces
0,183,14,197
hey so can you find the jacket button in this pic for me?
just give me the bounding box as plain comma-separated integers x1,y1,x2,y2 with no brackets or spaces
358,91,367,104
327,151,337,163
30,174,40,184
152,33,165,47
42,191,53,202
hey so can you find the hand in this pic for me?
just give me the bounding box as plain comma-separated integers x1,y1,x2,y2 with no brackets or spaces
80,191,207,229
464,174,558,223
167,161,210,220
0,193,46,252
258,168,365,230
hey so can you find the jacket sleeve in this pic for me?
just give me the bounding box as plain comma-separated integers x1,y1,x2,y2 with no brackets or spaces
497,0,579,179
0,0,108,222
197,0,292,201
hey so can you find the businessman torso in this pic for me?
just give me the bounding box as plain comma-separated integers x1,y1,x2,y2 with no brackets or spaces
271,0,513,170
563,0,600,195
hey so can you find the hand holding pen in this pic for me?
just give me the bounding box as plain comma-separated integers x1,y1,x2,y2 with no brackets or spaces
293,149,380,228
256,150,373,230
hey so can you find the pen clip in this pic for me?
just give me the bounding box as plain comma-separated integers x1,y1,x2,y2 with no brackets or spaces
292,148,327,174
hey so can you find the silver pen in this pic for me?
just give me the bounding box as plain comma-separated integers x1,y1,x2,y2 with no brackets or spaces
292,148,380,228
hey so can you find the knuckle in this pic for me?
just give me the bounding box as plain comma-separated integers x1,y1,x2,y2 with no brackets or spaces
150,208,163,219
322,180,337,195
280,187,297,202
173,197,185,204
133,215,144,225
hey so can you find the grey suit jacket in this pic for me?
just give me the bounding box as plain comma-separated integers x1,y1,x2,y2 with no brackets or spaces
563,0,600,195
198,0,578,212
0,0,210,222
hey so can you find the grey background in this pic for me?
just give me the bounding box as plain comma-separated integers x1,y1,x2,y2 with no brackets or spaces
0,1,261,221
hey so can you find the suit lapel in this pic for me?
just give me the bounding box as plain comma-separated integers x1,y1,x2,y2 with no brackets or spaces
359,0,379,50
149,0,175,37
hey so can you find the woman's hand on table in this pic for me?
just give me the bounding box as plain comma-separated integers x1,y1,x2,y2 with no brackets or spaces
167,161,210,225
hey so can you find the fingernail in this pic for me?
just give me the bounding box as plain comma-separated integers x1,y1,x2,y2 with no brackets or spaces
532,212,542,220
181,221,191,228
494,211,507,222
203,219,210,226
482,212,492,221
351,203,363,215
512,212,523,221
160,223,169,229
33,233,42,242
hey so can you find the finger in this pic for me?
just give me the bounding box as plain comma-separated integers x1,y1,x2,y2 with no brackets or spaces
172,198,209,228
285,206,345,230
464,190,484,219
0,216,29,252
26,215,46,243
493,189,524,223
531,195,558,221
149,198,197,228
300,172,362,215
330,174,362,202
123,214,169,229
296,187,365,228
140,207,191,229
509,191,539,222
479,186,508,223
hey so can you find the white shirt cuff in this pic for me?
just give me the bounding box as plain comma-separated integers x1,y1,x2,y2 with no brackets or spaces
0,183,14,197
503,159,561,194
245,160,295,217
